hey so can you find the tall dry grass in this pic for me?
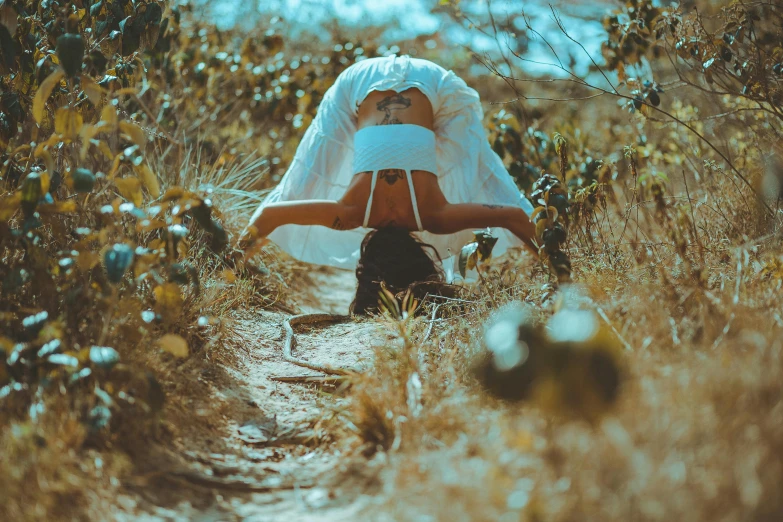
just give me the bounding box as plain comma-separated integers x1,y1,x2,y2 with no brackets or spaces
340,111,783,520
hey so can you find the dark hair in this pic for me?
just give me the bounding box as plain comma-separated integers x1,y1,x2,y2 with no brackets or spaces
351,228,444,315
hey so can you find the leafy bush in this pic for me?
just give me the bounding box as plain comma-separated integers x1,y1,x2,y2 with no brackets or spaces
0,3,381,515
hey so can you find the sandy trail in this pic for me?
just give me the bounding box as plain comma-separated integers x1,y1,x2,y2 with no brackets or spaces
122,267,390,521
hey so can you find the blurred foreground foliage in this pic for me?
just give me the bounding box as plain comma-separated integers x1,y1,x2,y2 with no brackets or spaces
0,0,378,517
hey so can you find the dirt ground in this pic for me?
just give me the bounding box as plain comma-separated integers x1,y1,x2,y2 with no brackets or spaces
115,267,390,521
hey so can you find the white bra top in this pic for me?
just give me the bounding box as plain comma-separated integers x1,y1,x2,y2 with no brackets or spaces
353,124,437,232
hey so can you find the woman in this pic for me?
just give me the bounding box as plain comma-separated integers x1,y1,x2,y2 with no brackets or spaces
239,55,537,313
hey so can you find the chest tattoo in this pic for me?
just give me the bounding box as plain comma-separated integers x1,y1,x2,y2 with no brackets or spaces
379,169,405,185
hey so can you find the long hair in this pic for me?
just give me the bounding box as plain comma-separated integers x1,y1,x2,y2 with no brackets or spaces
351,228,444,315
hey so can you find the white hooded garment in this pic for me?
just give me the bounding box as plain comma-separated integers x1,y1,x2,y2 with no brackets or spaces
260,55,534,277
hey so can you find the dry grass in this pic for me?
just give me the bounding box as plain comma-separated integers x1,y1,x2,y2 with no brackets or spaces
341,162,783,521
0,397,132,521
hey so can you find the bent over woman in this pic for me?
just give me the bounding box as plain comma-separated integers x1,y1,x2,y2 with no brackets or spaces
239,55,537,312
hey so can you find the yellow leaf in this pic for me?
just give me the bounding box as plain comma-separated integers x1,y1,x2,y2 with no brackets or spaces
38,171,50,195
221,269,236,283
137,218,166,233
79,124,101,159
54,107,84,140
97,140,114,160
153,282,184,317
101,104,118,129
34,145,55,177
80,74,104,107
156,333,189,358
114,176,142,206
535,219,549,241
42,133,63,148
162,187,185,201
0,193,21,221
107,153,123,178
113,87,140,96
134,162,160,199
75,250,100,271
12,143,31,155
119,121,147,149
33,68,65,124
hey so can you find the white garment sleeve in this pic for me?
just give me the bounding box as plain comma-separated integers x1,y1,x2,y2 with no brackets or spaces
253,71,371,268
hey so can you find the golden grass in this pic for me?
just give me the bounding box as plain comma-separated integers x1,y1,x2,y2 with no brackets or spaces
342,172,783,520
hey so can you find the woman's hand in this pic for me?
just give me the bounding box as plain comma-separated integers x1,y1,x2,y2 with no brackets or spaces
237,225,270,260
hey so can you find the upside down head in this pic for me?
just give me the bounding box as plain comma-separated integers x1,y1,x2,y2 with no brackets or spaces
351,227,443,315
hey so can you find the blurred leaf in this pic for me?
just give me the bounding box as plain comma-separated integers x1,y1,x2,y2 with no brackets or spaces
153,282,183,315
208,221,229,251
535,218,550,241
80,74,104,106
104,243,134,284
56,33,84,78
87,405,111,432
33,69,65,124
47,353,79,367
34,145,55,179
101,104,119,129
119,121,147,149
69,367,92,385
37,339,62,358
134,162,160,199
157,333,188,358
459,242,479,278
115,176,143,206
20,172,43,218
89,346,120,369
0,193,21,221
54,107,83,140
22,312,48,334
190,198,213,229
72,168,96,193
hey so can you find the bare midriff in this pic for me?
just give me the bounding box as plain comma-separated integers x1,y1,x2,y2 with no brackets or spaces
346,88,443,230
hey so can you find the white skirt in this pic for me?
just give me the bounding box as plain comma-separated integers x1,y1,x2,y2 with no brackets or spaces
259,55,534,278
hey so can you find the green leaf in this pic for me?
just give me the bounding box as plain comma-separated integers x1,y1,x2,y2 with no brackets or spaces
72,168,96,193
104,243,134,283
56,33,84,78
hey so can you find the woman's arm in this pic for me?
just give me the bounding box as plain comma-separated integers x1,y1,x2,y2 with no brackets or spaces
239,200,362,252
425,203,538,254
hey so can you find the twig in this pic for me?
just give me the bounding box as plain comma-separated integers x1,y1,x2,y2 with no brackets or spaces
282,313,355,375
162,470,315,492
479,14,776,216
595,306,634,352
421,303,442,345
681,167,705,263
710,312,735,351
270,375,350,386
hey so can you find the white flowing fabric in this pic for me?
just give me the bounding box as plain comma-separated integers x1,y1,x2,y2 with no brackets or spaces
259,55,534,277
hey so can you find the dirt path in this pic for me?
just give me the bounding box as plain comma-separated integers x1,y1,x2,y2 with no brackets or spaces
121,267,389,521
